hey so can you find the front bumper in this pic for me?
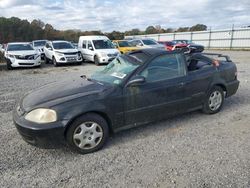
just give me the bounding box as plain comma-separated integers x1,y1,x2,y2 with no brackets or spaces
9,57,41,67
225,80,240,97
13,108,68,147
97,56,116,64
55,55,82,64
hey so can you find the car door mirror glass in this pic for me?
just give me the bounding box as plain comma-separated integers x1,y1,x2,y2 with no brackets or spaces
126,75,145,87
88,46,93,50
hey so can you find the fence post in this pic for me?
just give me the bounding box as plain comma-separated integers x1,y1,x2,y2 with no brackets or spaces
230,24,234,50
173,33,176,40
208,27,212,49
190,32,193,42
158,34,160,41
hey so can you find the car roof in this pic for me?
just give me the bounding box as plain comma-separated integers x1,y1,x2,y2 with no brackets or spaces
51,40,69,43
127,48,177,62
33,40,47,42
79,35,109,40
7,42,31,45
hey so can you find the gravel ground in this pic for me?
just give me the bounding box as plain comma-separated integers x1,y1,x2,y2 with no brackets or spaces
0,50,250,188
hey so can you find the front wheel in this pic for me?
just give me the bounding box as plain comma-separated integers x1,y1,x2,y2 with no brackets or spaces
66,113,109,154
202,86,224,114
44,56,50,64
6,59,13,70
94,56,100,66
53,57,59,67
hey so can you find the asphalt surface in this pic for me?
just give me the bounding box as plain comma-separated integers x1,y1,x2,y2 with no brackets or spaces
0,50,250,187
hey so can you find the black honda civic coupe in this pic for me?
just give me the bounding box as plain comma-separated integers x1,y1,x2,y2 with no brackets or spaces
13,48,239,154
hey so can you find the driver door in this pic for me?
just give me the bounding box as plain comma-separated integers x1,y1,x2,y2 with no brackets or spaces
123,53,188,126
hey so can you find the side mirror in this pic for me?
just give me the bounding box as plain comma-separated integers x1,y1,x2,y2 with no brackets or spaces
48,47,52,51
126,75,145,87
88,46,93,50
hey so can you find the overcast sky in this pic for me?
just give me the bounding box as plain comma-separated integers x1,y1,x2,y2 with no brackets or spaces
0,0,249,31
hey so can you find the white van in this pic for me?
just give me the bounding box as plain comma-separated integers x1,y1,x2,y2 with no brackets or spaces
78,36,120,65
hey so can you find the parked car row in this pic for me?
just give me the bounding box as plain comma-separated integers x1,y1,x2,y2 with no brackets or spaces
2,36,204,70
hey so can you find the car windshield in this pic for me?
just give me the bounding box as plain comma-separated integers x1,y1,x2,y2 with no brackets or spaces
118,41,132,47
93,39,115,49
52,42,74,49
7,44,33,51
91,55,140,85
34,41,46,47
142,39,158,45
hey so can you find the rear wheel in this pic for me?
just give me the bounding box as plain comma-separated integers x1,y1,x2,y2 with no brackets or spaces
66,113,109,154
202,86,224,114
94,56,100,66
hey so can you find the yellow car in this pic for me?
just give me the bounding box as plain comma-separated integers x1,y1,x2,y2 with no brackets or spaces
112,40,139,54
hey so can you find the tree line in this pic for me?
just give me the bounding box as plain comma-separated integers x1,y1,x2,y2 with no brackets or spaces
0,17,207,43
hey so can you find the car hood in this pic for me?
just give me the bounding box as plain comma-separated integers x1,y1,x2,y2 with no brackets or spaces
7,50,37,55
22,77,109,110
54,49,79,53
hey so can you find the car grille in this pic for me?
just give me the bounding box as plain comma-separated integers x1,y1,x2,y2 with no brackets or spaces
64,52,78,55
18,63,35,65
66,57,77,61
15,55,35,60
107,53,118,57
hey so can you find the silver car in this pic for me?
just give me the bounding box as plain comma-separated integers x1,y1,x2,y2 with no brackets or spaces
129,39,165,50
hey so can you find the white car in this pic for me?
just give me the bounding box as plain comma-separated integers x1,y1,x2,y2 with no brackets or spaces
4,42,41,70
129,39,165,49
44,40,83,66
78,36,120,65
32,40,47,59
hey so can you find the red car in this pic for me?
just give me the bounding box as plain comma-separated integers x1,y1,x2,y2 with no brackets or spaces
158,41,188,51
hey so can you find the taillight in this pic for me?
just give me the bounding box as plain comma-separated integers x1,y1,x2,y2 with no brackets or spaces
212,60,220,67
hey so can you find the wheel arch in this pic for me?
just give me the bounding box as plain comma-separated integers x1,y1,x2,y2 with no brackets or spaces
64,111,114,138
213,83,227,96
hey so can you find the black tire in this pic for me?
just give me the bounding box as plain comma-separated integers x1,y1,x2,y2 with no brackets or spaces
202,86,224,114
6,59,13,70
66,113,109,154
94,55,100,66
53,57,58,67
44,56,50,64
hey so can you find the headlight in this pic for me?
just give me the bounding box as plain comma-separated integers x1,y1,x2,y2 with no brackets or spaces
34,54,40,59
99,52,106,57
25,108,57,123
55,52,64,57
7,54,15,58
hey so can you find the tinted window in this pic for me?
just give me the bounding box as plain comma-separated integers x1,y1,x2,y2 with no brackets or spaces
52,42,74,49
7,44,33,51
142,39,157,45
93,39,114,49
118,41,131,47
82,40,87,48
87,41,93,49
140,54,186,82
33,41,46,47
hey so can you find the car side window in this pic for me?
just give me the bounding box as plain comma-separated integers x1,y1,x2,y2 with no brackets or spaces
140,54,186,82
187,56,212,72
82,40,87,48
87,41,93,49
